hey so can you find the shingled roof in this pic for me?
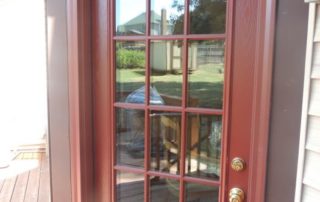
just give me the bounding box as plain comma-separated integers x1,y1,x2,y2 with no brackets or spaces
122,11,161,26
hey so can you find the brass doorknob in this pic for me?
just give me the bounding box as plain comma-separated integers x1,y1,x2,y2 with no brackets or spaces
231,157,246,172
229,188,245,202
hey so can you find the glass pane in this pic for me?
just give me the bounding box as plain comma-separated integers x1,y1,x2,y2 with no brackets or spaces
185,114,222,180
150,176,179,202
150,111,181,174
117,171,144,202
116,41,146,103
150,40,183,106
188,40,224,109
116,0,146,35
185,183,219,202
116,108,145,168
151,0,184,35
189,0,227,34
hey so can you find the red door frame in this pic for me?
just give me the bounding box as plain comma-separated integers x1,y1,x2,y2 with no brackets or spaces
66,0,276,201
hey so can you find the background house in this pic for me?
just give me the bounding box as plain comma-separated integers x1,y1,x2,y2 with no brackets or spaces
117,10,174,35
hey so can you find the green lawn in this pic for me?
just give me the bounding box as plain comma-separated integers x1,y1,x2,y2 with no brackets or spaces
117,63,224,108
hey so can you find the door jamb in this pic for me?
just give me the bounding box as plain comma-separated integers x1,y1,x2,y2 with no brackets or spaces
247,0,276,201
67,0,94,201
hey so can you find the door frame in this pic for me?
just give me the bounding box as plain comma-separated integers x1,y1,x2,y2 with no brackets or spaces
65,0,276,201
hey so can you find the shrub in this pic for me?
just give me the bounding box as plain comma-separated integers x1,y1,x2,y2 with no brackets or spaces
117,49,145,69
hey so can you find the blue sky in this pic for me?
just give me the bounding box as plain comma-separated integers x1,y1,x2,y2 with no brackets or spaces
116,0,184,26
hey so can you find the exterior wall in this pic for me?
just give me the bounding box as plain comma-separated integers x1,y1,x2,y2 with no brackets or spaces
295,3,320,202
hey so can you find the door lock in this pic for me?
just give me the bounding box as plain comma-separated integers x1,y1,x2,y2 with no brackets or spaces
229,187,245,202
231,157,246,172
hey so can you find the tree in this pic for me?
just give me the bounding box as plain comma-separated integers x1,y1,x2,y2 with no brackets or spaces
171,0,226,34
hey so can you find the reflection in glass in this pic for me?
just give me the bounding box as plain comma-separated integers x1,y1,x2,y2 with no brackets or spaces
185,183,219,202
116,108,145,168
116,41,146,103
150,111,181,174
117,171,144,202
116,0,146,35
189,0,227,34
150,176,179,202
151,0,184,35
150,40,183,106
188,40,224,109
185,114,222,180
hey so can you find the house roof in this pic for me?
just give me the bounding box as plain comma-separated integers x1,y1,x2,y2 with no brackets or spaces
123,11,161,26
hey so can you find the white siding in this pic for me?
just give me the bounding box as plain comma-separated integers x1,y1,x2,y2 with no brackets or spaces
315,5,320,42
309,80,320,116
303,151,320,190
306,116,320,152
311,43,320,78
302,186,320,202
295,3,320,202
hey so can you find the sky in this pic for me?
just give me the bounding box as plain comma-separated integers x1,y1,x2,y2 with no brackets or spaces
116,0,184,26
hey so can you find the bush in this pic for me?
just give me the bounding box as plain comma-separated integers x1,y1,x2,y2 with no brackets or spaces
117,49,145,69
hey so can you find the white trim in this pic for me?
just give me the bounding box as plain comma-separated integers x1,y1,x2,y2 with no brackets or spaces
305,0,320,4
295,3,317,202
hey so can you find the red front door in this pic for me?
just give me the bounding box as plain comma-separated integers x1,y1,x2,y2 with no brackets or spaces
92,0,273,201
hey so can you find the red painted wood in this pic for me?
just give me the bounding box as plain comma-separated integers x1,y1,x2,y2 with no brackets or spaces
90,0,276,201
225,0,258,199
185,108,223,115
219,0,234,200
92,0,113,201
113,34,225,41
179,38,188,202
67,0,82,201
224,1,275,202
247,0,276,201
67,0,94,201
114,103,223,115
110,0,116,201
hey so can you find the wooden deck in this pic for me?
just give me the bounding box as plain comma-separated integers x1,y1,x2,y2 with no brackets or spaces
0,152,50,202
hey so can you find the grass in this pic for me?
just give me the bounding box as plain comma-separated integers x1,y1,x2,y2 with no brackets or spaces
116,63,224,108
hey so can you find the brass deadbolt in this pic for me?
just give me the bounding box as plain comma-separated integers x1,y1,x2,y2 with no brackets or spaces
231,157,246,172
229,187,245,202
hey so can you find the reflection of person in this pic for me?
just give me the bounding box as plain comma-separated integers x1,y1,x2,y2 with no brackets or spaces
125,109,145,157
124,85,164,157
125,85,164,105
127,109,144,138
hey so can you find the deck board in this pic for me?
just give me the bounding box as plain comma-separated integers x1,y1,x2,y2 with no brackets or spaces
11,170,30,202
38,154,50,202
0,179,4,193
0,152,50,202
24,167,40,202
0,176,17,201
